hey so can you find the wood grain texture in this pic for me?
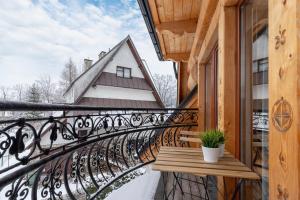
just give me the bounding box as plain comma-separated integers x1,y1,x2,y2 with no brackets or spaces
269,0,300,198
221,0,239,6
148,0,201,60
197,64,205,131
153,147,260,179
164,0,174,22
190,0,201,19
179,137,202,143
165,53,190,61
156,19,197,35
155,0,166,22
188,0,218,70
218,5,238,158
148,0,160,24
173,0,183,21
197,2,220,64
180,131,201,136
218,5,239,199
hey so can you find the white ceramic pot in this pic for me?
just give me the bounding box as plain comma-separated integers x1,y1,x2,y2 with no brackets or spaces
219,143,225,157
202,146,220,163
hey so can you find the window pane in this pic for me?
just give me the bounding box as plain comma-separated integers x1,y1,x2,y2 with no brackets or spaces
116,66,123,77
124,68,131,78
258,59,268,72
252,61,258,73
116,71,123,77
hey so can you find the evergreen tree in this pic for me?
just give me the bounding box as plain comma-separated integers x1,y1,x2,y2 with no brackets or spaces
26,83,42,118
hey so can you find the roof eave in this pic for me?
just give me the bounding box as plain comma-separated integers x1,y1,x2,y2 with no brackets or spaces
137,0,163,61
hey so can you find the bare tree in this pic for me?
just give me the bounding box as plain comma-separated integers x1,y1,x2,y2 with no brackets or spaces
13,84,24,101
60,58,78,92
0,86,11,117
152,74,177,108
0,86,10,101
36,75,57,103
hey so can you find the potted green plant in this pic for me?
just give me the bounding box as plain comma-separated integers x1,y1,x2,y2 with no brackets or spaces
215,130,225,157
200,130,221,163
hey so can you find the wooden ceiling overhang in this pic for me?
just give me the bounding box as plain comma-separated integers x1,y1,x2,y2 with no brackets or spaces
138,0,240,88
138,0,240,62
138,0,202,62
152,0,202,63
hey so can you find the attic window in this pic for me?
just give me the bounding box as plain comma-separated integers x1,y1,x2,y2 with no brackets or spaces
116,66,131,78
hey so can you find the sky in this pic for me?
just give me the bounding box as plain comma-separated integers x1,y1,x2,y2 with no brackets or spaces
0,0,173,87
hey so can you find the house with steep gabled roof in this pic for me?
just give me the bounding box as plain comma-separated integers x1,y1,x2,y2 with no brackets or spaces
64,35,164,108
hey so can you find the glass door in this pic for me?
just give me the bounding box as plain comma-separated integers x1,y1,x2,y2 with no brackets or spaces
240,0,269,199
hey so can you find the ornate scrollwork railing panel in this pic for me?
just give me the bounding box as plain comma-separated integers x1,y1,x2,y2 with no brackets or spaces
0,101,198,199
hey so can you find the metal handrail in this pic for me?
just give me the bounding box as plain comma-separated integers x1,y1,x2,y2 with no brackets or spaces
0,100,197,111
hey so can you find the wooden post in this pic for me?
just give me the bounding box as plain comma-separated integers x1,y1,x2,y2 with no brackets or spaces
218,4,239,198
198,63,205,132
269,0,300,198
218,5,239,156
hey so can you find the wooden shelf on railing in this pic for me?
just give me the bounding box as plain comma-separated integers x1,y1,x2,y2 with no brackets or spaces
152,146,260,180
180,131,201,137
180,137,202,144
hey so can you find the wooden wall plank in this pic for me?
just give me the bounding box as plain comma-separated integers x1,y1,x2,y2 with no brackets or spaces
156,0,166,22
269,0,300,198
186,34,195,52
181,34,188,53
183,0,193,19
148,0,160,24
190,0,201,19
163,34,170,52
174,36,181,53
163,0,174,22
169,34,176,52
173,0,183,21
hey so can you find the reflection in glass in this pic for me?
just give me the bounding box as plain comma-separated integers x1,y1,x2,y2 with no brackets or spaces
240,0,268,199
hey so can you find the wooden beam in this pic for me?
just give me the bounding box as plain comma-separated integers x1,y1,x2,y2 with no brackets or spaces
156,19,198,36
218,4,238,158
218,5,238,198
222,0,239,6
177,62,182,105
165,53,190,61
188,0,218,67
198,2,220,64
269,0,300,199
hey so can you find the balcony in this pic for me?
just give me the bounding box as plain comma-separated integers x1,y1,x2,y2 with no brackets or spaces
0,101,198,200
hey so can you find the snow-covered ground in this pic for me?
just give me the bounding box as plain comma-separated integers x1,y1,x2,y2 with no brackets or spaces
106,167,160,200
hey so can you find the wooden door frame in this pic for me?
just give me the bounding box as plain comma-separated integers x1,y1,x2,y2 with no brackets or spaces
204,46,219,130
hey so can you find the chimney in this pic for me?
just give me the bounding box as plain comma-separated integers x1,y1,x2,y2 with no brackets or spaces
98,51,106,60
84,58,93,70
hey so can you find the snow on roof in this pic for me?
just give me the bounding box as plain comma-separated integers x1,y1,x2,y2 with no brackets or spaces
105,169,161,200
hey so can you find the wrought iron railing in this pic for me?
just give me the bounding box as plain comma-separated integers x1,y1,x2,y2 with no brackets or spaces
0,101,198,200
